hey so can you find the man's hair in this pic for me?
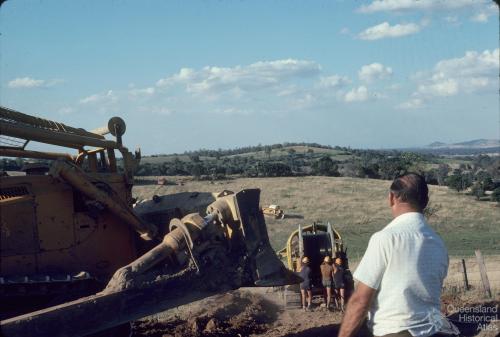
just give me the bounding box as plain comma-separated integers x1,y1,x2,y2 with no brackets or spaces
390,173,429,210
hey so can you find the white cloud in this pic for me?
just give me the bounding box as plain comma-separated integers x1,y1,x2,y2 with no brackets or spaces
70,59,332,117
8,77,45,88
58,106,75,115
470,5,497,23
404,48,499,105
418,79,459,97
422,48,498,96
72,57,395,117
79,90,118,104
136,105,173,116
293,93,317,109
470,12,488,22
386,83,401,90
129,87,155,97
339,27,350,35
319,75,350,88
358,22,420,40
344,86,369,102
436,49,498,76
151,106,172,116
444,15,459,24
397,98,424,110
155,59,321,94
358,0,490,13
213,107,253,115
7,77,64,88
358,63,393,82
276,86,300,97
156,68,197,87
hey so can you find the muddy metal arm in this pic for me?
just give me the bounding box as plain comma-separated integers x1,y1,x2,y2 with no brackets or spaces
0,189,301,337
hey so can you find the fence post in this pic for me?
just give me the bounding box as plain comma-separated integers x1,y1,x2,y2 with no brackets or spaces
474,250,492,298
460,259,469,291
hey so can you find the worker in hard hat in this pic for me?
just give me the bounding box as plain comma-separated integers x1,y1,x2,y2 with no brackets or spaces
320,255,334,310
333,257,346,311
297,256,312,311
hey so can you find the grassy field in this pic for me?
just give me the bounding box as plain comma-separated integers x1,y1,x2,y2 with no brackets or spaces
133,176,499,258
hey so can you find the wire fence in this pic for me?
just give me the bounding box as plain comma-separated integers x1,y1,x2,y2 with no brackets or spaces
347,251,500,296
444,252,500,294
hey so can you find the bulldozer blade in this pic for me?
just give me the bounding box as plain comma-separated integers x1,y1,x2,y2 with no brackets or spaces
253,247,303,286
234,189,302,286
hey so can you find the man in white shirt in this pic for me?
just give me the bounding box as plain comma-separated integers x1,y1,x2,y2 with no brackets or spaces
339,173,450,337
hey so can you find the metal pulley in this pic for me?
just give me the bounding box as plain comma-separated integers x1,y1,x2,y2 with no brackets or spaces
107,117,126,137
91,116,126,144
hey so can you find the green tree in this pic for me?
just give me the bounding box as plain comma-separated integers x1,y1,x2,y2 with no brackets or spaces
401,152,425,174
191,163,204,180
436,164,450,186
189,154,200,163
475,170,494,190
470,183,485,200
264,146,272,159
445,171,473,192
491,187,500,203
378,158,409,180
312,155,339,176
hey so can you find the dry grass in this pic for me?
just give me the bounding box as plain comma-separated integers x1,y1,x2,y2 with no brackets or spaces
133,176,500,257
445,256,500,292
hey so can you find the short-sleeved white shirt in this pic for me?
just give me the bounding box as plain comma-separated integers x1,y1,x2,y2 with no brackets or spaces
353,212,449,337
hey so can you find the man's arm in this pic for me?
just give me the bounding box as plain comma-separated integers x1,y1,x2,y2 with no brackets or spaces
338,282,377,337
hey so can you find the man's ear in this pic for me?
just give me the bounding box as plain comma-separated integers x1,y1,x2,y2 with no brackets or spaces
389,192,396,207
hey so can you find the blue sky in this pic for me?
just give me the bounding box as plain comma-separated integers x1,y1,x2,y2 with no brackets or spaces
1,0,498,154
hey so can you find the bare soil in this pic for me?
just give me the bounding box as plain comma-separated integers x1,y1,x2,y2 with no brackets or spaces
130,287,499,337
131,288,347,337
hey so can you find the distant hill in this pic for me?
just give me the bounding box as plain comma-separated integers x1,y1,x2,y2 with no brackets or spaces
426,139,499,149
139,140,499,164
428,141,447,148
141,143,353,165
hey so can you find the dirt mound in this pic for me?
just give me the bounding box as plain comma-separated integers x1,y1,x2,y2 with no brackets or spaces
132,290,279,337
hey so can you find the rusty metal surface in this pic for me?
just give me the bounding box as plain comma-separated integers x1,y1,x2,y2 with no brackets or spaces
50,160,157,240
0,106,105,140
0,173,138,279
0,199,37,256
0,148,74,161
0,121,120,150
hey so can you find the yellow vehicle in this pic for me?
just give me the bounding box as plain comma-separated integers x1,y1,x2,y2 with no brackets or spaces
0,106,299,337
262,204,285,219
278,221,354,308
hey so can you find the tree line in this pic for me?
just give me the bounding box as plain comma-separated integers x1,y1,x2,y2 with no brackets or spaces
133,148,500,203
2,146,499,203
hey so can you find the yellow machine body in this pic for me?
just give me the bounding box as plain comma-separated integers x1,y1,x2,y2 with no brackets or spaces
1,172,137,279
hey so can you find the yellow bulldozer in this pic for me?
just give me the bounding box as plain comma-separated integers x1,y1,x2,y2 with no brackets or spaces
0,106,300,337
262,204,285,219
278,221,354,309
